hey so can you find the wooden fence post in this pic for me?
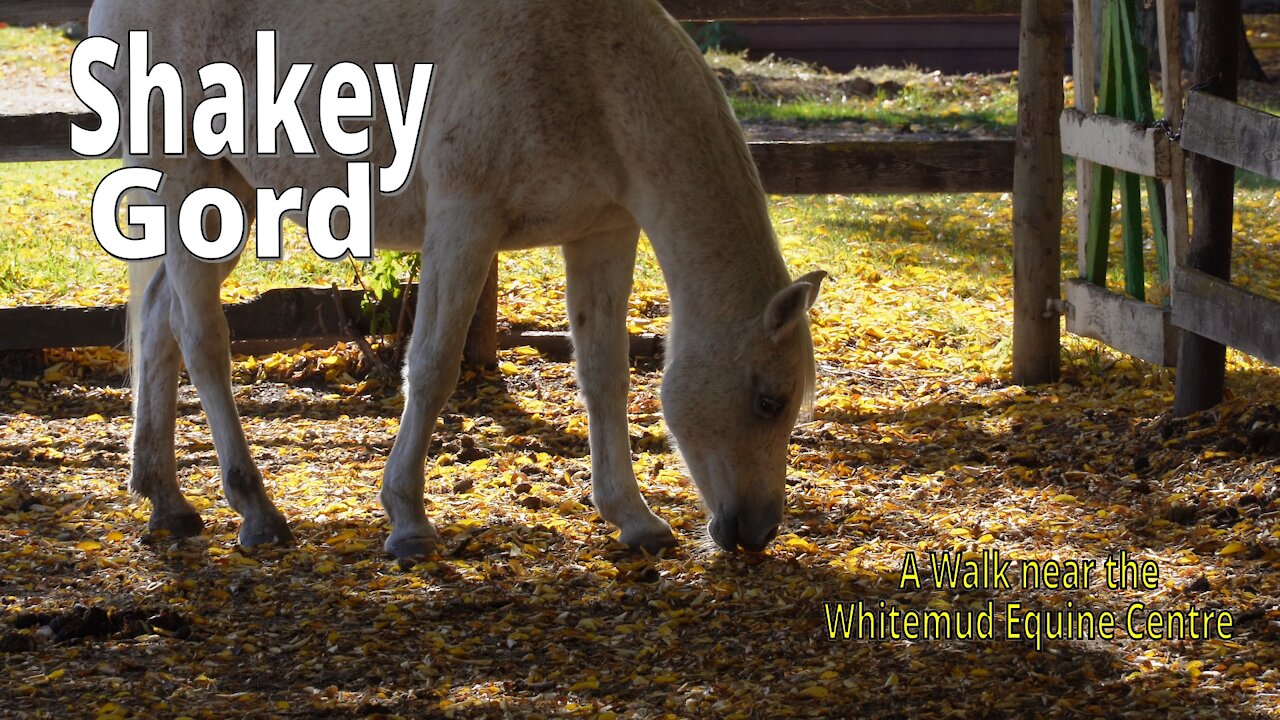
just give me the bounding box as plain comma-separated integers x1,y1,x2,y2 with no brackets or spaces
1012,0,1066,385
1174,0,1240,416
463,259,500,368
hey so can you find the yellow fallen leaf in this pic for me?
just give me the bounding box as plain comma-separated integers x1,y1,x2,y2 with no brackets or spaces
1219,542,1248,556
799,686,829,699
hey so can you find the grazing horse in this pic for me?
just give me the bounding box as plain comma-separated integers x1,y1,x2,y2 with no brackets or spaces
88,0,825,557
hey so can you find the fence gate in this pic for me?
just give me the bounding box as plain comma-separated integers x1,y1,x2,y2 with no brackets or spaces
1059,0,1188,367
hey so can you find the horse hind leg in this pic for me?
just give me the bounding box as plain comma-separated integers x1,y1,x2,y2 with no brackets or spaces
161,161,291,546
564,225,676,553
130,256,203,539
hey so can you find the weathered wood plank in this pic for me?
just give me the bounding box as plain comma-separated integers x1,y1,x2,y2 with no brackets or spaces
0,113,93,164
464,260,500,367
0,0,1022,25
661,0,1019,20
1181,90,1280,181
0,304,124,350
7,123,1017,194
1064,279,1177,366
1060,108,1172,177
1173,268,1280,367
1157,0,1190,269
1178,0,1280,12
1073,0,1097,279
0,0,89,24
751,140,1015,194
231,332,663,360
0,290,665,357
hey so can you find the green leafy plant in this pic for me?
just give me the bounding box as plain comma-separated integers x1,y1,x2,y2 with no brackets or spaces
348,251,419,378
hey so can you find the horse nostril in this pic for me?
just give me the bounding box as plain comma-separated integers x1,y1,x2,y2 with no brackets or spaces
762,524,779,545
739,523,780,553
709,514,740,552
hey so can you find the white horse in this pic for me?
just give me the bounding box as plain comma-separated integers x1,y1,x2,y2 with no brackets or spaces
88,0,824,557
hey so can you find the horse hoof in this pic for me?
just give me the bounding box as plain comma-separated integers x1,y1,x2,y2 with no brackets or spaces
238,514,293,547
145,511,205,541
620,526,679,555
384,532,440,560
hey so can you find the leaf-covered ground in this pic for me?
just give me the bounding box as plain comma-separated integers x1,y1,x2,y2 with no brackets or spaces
9,23,1280,720
5,190,1280,718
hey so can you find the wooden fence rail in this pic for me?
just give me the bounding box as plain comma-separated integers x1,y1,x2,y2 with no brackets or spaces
0,113,1015,194
3,0,1024,25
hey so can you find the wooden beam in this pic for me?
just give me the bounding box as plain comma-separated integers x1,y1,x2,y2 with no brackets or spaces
0,0,88,24
0,113,93,164
1178,0,1280,13
1065,279,1177,366
1174,0,1240,416
0,0,1023,26
1173,268,1280,366
0,291,665,357
1012,0,1066,385
1157,0,1190,269
1073,0,1096,279
750,140,1015,195
463,260,500,368
6,120,1017,194
1059,108,1172,177
1181,90,1280,182
660,0,1019,20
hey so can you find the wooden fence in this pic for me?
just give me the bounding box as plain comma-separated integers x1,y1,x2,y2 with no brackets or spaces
1018,0,1280,412
0,0,1025,367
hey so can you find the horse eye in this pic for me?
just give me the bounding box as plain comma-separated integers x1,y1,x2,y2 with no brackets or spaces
756,394,786,419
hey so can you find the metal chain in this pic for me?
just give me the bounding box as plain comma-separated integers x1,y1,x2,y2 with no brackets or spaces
1152,119,1177,141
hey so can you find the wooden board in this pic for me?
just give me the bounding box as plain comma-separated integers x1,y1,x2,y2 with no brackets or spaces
1181,90,1280,182
1059,108,1172,177
1172,267,1280,366
0,113,95,164
664,0,1019,19
751,140,1015,194
1065,278,1178,366
1073,0,1096,278
0,0,89,24
0,0,1022,25
7,117,1017,195
1157,0,1190,269
1177,0,1280,11
0,289,665,357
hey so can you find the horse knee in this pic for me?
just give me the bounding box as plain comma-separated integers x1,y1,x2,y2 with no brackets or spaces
403,354,459,411
173,315,231,379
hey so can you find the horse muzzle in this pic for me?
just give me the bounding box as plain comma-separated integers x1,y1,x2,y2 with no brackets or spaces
709,508,782,553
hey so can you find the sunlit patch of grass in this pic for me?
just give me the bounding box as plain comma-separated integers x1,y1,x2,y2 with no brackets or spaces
0,25,75,79
707,51,1018,133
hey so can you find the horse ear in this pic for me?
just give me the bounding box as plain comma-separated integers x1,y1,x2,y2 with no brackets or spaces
764,270,827,343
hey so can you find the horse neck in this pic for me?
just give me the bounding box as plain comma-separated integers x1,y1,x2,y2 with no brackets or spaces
629,122,791,332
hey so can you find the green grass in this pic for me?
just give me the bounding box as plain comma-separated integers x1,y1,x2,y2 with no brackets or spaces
0,25,75,78
705,51,1019,134
0,160,348,306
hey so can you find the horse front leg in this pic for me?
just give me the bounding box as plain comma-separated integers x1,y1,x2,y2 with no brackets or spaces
564,226,676,553
382,201,504,559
